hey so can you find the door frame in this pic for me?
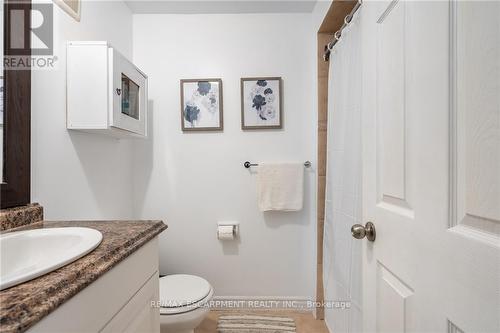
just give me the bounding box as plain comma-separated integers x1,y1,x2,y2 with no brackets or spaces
1,0,32,209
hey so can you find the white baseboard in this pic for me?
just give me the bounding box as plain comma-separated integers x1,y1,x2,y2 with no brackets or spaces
209,296,312,312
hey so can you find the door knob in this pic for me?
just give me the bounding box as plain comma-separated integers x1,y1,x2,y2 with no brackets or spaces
351,222,376,242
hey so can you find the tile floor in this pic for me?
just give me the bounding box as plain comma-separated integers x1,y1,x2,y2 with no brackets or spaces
195,310,329,333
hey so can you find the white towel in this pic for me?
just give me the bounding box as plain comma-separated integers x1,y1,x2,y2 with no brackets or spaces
257,163,304,212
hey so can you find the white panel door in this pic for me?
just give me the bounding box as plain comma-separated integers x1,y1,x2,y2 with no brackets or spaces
361,1,500,332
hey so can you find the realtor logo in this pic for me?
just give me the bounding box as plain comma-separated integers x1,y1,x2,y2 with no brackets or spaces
5,2,56,70
6,2,53,56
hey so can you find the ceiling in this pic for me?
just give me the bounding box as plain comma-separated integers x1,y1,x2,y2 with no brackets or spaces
124,0,318,14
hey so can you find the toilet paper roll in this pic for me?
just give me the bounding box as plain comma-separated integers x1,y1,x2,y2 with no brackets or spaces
217,225,235,240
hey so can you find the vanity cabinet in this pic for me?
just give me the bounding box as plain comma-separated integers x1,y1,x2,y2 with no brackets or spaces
28,238,160,333
67,41,148,138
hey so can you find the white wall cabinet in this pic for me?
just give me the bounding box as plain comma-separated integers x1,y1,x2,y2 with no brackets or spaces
29,238,160,333
67,41,148,138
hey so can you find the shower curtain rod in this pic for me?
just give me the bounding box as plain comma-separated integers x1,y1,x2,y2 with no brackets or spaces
323,0,362,62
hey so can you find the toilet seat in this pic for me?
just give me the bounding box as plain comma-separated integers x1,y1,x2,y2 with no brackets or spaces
159,274,213,315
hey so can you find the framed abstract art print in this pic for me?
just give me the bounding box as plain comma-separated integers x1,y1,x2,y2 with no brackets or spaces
180,79,223,131
241,77,282,130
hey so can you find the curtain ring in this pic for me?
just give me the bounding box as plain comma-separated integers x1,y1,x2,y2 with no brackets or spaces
334,30,341,41
344,14,352,25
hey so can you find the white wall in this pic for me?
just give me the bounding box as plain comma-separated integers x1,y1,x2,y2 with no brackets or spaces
29,1,324,300
311,0,332,33
132,13,317,298
31,1,135,219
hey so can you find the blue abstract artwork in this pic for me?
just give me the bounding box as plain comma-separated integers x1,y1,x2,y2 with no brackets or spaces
181,79,222,131
242,77,282,129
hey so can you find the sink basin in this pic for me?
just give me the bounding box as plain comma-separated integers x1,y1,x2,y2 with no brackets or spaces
0,227,103,290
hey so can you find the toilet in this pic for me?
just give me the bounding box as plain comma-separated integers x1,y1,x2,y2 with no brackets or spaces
159,274,214,333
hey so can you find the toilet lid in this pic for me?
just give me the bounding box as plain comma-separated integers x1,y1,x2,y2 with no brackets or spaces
159,274,211,308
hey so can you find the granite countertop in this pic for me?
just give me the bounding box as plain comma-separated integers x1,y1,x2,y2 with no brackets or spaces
0,220,167,333
0,203,43,231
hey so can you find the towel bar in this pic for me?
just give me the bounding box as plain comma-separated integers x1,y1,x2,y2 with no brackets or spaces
243,161,312,169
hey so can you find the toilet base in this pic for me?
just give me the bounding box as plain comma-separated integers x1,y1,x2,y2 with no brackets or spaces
159,279,213,333
160,304,209,333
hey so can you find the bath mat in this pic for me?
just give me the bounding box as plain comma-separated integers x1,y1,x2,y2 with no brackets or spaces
217,314,296,332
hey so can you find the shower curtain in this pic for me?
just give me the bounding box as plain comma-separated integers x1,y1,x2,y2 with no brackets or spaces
323,9,363,333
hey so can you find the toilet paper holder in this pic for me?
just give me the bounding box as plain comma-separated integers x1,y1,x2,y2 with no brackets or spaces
217,222,239,240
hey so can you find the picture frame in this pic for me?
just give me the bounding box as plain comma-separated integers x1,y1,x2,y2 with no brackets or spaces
241,77,282,130
53,0,81,22
180,78,223,131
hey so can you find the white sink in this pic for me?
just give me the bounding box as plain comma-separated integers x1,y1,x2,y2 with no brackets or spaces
0,227,103,290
